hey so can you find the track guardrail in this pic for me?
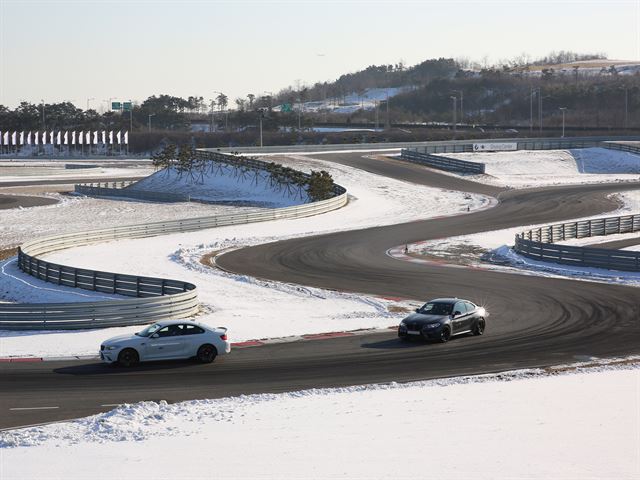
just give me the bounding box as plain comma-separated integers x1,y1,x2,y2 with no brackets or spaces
0,152,348,330
400,149,485,174
514,214,640,271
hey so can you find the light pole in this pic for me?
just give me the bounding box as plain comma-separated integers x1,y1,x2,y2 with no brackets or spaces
451,89,463,124
41,99,45,129
128,99,133,133
385,91,390,129
559,107,567,138
450,96,457,136
86,97,95,111
621,87,629,129
148,114,155,132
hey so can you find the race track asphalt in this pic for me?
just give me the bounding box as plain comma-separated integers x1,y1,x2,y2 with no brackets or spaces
0,194,58,210
1,153,639,429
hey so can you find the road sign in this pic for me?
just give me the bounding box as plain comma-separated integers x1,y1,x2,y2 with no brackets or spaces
111,102,122,110
281,103,292,112
123,102,132,111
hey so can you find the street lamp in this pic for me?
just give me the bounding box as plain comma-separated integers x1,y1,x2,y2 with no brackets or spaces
451,89,463,124
86,97,95,111
559,107,567,138
148,114,155,132
41,99,45,129
450,96,458,136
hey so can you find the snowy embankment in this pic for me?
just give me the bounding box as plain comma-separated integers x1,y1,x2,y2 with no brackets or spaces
441,147,640,188
129,164,308,207
0,155,490,358
2,362,638,480
409,191,640,285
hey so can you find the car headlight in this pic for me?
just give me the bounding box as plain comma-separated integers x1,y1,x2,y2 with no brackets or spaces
424,323,440,329
399,322,407,329
105,345,119,350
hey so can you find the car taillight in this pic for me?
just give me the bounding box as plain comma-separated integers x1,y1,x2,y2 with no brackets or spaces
220,334,228,341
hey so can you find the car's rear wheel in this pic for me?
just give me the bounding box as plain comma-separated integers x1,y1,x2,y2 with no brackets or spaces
197,344,217,363
473,318,486,336
117,348,139,367
438,326,451,343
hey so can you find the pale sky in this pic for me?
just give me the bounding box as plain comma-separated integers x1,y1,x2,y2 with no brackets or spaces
1,0,639,110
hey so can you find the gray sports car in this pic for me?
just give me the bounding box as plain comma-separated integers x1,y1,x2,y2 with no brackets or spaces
398,298,486,342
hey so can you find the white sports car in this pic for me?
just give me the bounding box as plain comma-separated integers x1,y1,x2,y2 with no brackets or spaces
100,320,231,367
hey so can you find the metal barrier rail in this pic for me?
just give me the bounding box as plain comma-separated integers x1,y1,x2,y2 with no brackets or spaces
75,184,191,203
400,149,485,174
1,152,348,330
514,214,640,272
601,142,640,155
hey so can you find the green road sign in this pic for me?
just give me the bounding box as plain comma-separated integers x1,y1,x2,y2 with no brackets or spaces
111,102,122,110
281,103,292,112
123,102,132,111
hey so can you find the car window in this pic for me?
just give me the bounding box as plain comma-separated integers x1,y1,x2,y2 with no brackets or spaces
464,302,475,312
182,324,205,335
454,302,466,314
421,302,453,315
156,324,183,337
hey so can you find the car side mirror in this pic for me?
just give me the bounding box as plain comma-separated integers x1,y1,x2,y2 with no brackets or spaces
454,311,462,317
415,308,420,313
151,333,159,339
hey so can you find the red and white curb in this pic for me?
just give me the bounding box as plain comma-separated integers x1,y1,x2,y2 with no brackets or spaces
0,325,404,362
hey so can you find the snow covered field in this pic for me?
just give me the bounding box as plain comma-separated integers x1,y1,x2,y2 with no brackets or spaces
0,164,154,184
443,148,640,188
0,155,489,358
2,362,638,480
129,164,308,207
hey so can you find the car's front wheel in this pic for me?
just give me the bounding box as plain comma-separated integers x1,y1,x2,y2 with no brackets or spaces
438,326,451,343
473,318,486,336
197,344,217,363
117,348,139,367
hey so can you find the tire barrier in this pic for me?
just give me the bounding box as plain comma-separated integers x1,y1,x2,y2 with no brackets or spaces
0,154,348,330
514,214,640,272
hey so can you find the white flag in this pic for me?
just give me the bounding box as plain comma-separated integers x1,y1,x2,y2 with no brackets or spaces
109,131,114,144
86,131,90,145
11,131,17,145
19,131,24,145
64,131,68,145
27,131,31,145
71,131,76,145
116,131,121,144
3,131,8,145
34,132,39,145
93,131,98,145
56,131,61,145
124,131,129,144
50,131,54,144
101,131,106,144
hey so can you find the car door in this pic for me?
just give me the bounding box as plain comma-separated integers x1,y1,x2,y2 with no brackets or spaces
464,302,478,330
145,324,187,360
452,302,468,333
180,324,206,357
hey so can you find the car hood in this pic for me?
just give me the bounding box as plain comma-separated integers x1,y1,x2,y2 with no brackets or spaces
102,333,138,346
402,313,448,324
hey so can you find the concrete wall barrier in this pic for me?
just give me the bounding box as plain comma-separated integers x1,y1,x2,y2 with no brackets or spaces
400,149,485,174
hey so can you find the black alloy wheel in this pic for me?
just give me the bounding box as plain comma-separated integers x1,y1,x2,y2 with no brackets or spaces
473,318,486,336
439,326,451,343
117,348,139,367
197,344,217,363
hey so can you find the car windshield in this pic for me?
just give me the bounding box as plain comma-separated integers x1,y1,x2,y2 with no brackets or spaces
135,323,163,337
419,302,453,316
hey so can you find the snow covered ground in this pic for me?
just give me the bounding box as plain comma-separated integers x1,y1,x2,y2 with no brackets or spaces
408,191,640,286
129,164,309,207
0,155,489,358
441,148,640,188
0,194,237,249
2,361,638,480
0,164,154,184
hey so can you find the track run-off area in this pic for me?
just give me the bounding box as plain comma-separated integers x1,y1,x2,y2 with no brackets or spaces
1,152,639,430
